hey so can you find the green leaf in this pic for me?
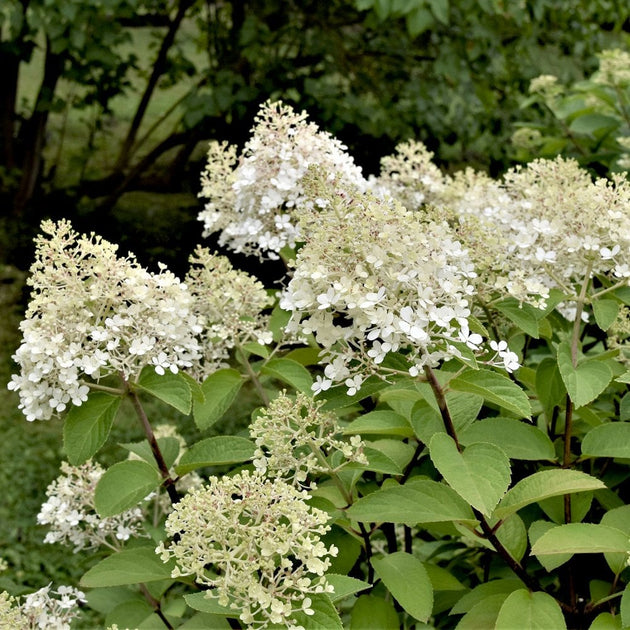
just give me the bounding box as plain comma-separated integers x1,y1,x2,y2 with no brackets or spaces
105,600,153,630
449,369,531,418
600,505,630,574
582,423,630,459
531,523,630,556
494,299,541,337
175,436,255,475
589,612,623,630
261,358,313,393
569,113,620,135
320,376,389,410
457,513,527,562
372,552,433,622
592,299,620,331
360,445,404,475
495,589,566,630
459,418,556,461
451,579,523,615
184,593,233,616
193,368,243,431
119,437,180,472
63,393,121,465
528,521,574,571
493,469,605,520
241,341,270,358
620,392,630,422
290,592,343,629
427,0,449,23
94,460,161,517
406,6,434,36
326,574,370,603
80,547,176,587
455,594,506,629
429,433,511,517
284,347,321,366
344,410,414,437
621,583,630,629
346,478,476,524
350,595,399,630
557,341,613,408
137,368,191,415
535,358,566,415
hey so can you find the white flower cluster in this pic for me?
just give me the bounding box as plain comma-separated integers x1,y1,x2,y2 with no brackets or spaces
250,391,367,487
37,460,145,552
373,147,630,311
0,584,85,629
8,220,202,421
156,470,336,629
280,180,505,392
185,247,273,377
198,100,367,259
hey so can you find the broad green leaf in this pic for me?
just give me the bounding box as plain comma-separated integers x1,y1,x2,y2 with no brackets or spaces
495,589,566,630
326,574,370,603
85,587,143,615
582,423,630,459
63,393,121,465
284,347,321,366
372,552,433,622
529,521,573,571
105,600,153,630
493,469,605,519
455,594,506,630
290,592,343,629
428,0,449,23
601,505,630,574
320,376,389,410
346,478,476,524
179,614,231,629
616,370,630,384
535,358,566,414
538,491,593,524
137,368,191,415
324,527,362,575
569,112,620,135
429,433,511,517
261,358,313,393
350,595,399,630
531,523,630,556
193,368,243,431
360,446,404,475
184,593,233,616
241,341,270,358
94,460,161,517
406,7,434,36
119,437,180,472
621,392,630,422
557,341,613,408
451,579,523,615
621,583,630,629
363,439,416,472
494,298,541,337
344,410,414,437
459,417,556,461
589,612,622,630
80,547,176,587
175,436,255,475
449,369,531,418
593,299,620,331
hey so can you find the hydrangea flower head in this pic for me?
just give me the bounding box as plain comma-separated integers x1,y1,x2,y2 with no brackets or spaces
156,470,336,628
37,460,146,552
185,247,273,377
280,176,497,391
198,100,367,259
8,220,202,420
249,391,367,486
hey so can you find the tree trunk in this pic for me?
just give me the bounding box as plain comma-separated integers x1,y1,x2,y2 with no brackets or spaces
13,39,64,217
114,0,195,173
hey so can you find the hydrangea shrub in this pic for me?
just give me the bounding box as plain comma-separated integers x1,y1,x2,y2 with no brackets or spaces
3,100,630,629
